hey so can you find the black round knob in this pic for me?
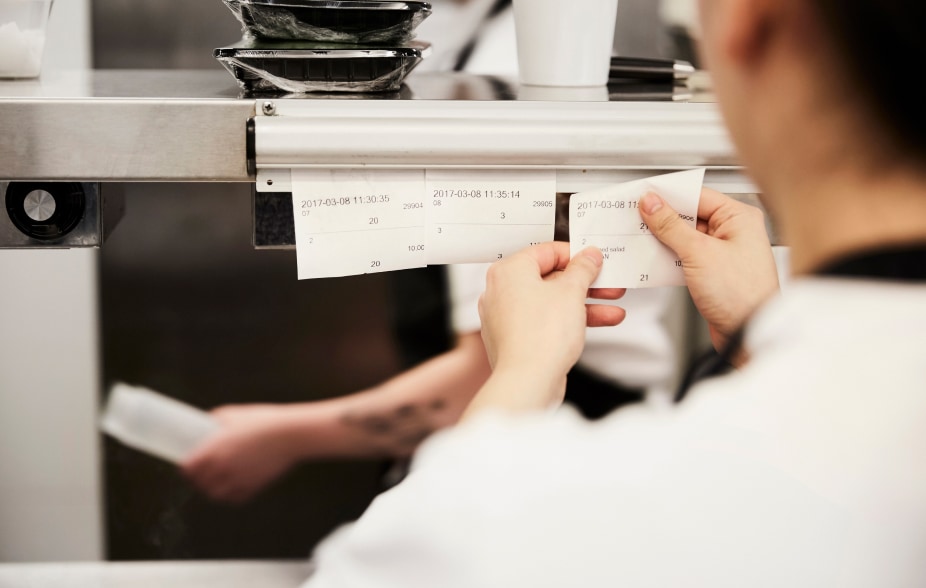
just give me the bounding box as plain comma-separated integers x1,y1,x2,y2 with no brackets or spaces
5,182,86,241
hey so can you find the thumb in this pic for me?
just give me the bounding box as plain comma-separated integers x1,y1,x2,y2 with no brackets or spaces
562,247,604,291
639,192,700,256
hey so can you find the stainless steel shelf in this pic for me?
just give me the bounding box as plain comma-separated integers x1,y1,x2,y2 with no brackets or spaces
0,69,740,183
0,70,253,182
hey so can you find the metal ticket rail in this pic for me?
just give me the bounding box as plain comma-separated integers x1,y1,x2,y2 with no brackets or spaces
0,69,759,248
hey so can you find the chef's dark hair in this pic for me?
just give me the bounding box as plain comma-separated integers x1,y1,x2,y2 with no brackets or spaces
812,1,926,160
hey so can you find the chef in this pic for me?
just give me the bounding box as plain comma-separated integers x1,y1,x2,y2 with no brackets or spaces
305,0,926,585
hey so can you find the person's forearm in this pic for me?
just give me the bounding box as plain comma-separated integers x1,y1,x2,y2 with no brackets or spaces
276,332,492,460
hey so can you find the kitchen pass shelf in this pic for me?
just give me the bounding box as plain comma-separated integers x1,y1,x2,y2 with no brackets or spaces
0,69,748,189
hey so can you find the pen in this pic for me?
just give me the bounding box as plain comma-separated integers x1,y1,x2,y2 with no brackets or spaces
610,56,695,82
607,83,693,102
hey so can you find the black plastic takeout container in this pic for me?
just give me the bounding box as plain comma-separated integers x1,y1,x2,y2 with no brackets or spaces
214,39,430,93
222,0,432,43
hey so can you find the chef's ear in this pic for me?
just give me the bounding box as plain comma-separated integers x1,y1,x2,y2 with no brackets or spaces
716,0,781,65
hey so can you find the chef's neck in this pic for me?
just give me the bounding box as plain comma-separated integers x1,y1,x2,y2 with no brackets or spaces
772,161,926,276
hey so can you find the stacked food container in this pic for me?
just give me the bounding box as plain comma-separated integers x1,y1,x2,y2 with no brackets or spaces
216,0,432,93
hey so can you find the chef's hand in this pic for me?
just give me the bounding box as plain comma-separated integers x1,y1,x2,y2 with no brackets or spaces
182,404,301,504
640,188,779,353
465,242,625,416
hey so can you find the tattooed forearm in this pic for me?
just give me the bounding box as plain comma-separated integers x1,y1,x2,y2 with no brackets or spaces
341,397,450,453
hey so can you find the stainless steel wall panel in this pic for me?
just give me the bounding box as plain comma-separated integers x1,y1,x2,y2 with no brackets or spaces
0,71,253,181
92,0,241,69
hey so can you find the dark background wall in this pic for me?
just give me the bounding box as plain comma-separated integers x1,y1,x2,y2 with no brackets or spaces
92,0,241,69
91,0,448,559
99,184,422,559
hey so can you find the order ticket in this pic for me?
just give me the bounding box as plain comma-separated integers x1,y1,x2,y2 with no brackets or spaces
291,169,427,279
569,169,705,288
425,170,556,264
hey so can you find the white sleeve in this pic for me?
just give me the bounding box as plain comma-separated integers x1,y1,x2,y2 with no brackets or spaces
303,389,880,588
304,407,678,588
446,263,492,336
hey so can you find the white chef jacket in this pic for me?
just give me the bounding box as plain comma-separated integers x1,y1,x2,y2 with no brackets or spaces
305,278,926,587
449,263,676,391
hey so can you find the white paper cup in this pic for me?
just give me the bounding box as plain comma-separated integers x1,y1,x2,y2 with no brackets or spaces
513,0,619,87
101,383,220,464
0,0,53,79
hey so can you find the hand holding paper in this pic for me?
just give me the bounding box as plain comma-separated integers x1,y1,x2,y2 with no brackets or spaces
639,186,780,351
466,242,625,417
569,169,705,289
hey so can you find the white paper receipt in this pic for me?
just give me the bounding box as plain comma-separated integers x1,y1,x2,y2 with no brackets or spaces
291,169,427,279
425,170,556,264
570,169,705,288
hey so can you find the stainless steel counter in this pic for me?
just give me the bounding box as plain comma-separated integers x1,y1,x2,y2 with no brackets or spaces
0,560,313,588
0,70,738,183
0,70,251,182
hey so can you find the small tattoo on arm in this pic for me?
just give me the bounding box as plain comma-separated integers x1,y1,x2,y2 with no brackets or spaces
395,404,416,418
341,396,449,450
